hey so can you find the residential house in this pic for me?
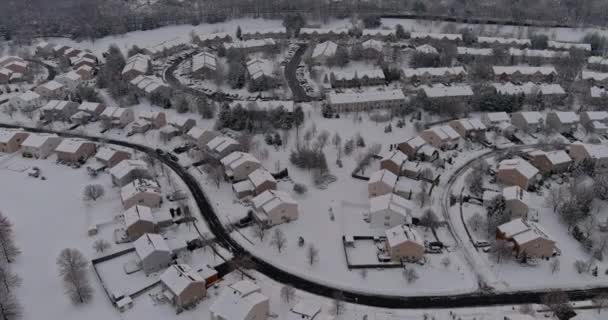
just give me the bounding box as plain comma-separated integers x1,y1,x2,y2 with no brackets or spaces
582,71,608,86
0,68,10,84
420,84,474,102
187,127,218,148
478,36,531,47
496,219,555,259
550,40,591,51
75,65,95,80
224,39,276,54
130,75,172,97
0,130,29,153
385,224,425,261
4,61,28,74
511,112,544,133
401,67,467,84
492,82,566,104
95,146,131,168
528,150,573,174
448,118,487,138
124,205,156,241
206,136,240,159
196,32,232,46
492,66,557,83
545,111,579,133
244,28,287,40
20,133,61,159
361,39,384,57
420,125,460,150
327,89,405,113
78,101,106,119
330,68,385,88
311,41,338,63
569,142,608,173
134,233,172,274
299,28,349,39
502,186,530,218
288,300,322,320
497,158,539,190
456,47,493,61
142,37,189,58
220,151,261,181
251,190,298,226
361,29,395,40
369,193,415,229
414,44,439,55
35,80,66,99
232,168,277,199
160,264,207,311
139,111,167,129
481,112,511,129
368,169,398,197
210,280,269,320
55,139,96,162
170,117,197,134
246,58,276,85
579,111,608,134
411,32,462,42
40,100,79,121
121,179,162,210
110,159,149,187
100,106,135,128
508,48,569,63
54,71,82,91
9,91,43,111
380,150,408,176
191,51,217,79
122,54,151,81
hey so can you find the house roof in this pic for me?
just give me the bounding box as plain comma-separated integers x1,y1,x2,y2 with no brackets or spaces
229,99,295,113
224,38,276,50
17,90,40,102
493,66,557,75
121,179,161,202
101,106,130,119
497,218,530,238
21,133,59,149
411,32,462,41
220,152,260,170
453,118,487,131
42,100,76,111
362,39,384,52
78,102,104,113
582,71,608,81
589,56,608,65
457,47,493,56
124,205,154,229
95,146,129,162
331,68,385,81
134,233,170,259
498,158,539,179
192,51,217,72
404,136,427,149
252,190,296,213
581,111,608,121
549,111,579,124
160,264,205,295
548,40,591,51
40,80,64,91
300,28,348,35
0,129,24,144
385,224,424,248
421,84,474,98
370,193,413,216
514,112,543,124
477,36,531,45
424,125,460,141
369,169,398,187
508,48,569,58
312,41,338,59
531,150,572,165
492,82,565,95
207,136,239,153
485,112,510,123
122,54,151,76
362,29,395,36
381,150,408,166
248,168,276,188
402,66,467,78
290,300,322,319
110,159,148,180
327,89,405,105
55,139,93,154
415,44,438,55
246,58,274,80
571,142,608,159
210,282,268,320
502,186,529,203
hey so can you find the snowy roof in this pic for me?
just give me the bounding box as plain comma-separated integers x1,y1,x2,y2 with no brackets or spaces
121,179,161,201
549,111,579,124
55,139,93,154
0,56,24,67
122,54,151,75
130,75,169,93
381,150,408,166
411,32,462,41
207,136,239,154
78,102,104,113
362,39,384,52
362,29,395,36
512,223,554,245
477,36,531,45
210,281,268,320
572,142,608,159
248,168,276,188
39,80,64,91
404,135,427,149
331,68,385,81
581,111,608,121
492,66,557,75
385,224,423,248
21,133,59,149
0,68,11,77
252,190,296,214
144,36,188,55
134,233,170,259
582,71,608,81
290,300,322,319
485,112,510,123
220,151,260,170
170,116,195,128
41,100,75,112
453,118,487,131
457,47,493,56
0,129,24,144
402,66,467,78
588,56,608,65
101,106,130,119
497,218,530,238
242,28,286,36
110,159,147,180
415,44,438,55
543,150,572,165
327,89,405,105
300,28,348,35
508,48,569,58
95,146,129,162
197,32,231,41
224,38,276,50
230,99,295,112
482,190,500,203
312,41,338,59
229,280,261,296
246,58,274,80
369,169,398,187
498,158,539,179
492,82,565,95
513,112,543,124
370,193,413,216
233,180,255,193
547,40,591,51
502,186,529,203
424,125,460,141
421,84,474,98
124,205,154,229
186,127,208,140
192,51,217,72
57,70,81,81
139,110,164,121
17,90,40,102
160,264,205,295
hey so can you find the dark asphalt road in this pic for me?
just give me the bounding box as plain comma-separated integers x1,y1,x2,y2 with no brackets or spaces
283,44,314,103
3,123,607,309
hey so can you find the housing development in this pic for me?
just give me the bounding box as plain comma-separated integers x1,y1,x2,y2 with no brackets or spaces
2,1,608,319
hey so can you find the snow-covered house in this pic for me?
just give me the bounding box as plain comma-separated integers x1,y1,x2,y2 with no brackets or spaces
139,111,167,129
420,84,474,102
121,179,162,210
246,58,275,84
369,193,414,229
122,53,151,81
330,68,385,88
251,190,298,226
496,219,555,259
191,51,217,79
361,29,395,39
0,68,11,84
187,127,218,148
492,66,557,83
134,233,171,274
327,89,406,113
415,44,438,55
448,118,487,138
130,75,172,97
380,150,408,176
100,106,135,128
210,280,269,320
224,38,276,54
311,41,338,63
456,47,493,60
110,159,149,187
411,32,462,42
232,168,277,199
168,117,196,135
35,80,66,99
528,150,573,174
160,264,207,310
401,67,467,84
510,112,544,133
9,91,43,111
368,169,398,198
4,61,27,74
78,101,106,119
196,32,232,45
579,111,608,134
242,28,287,40
582,71,608,86
40,100,79,121
55,139,96,163
299,28,348,39
385,224,425,261
75,64,95,80
502,186,530,218
548,40,591,51
420,125,460,150
545,111,579,134
220,151,261,181
95,146,131,168
478,36,531,46
481,112,511,128
143,37,189,58
508,48,569,63
397,136,439,162
497,158,539,190
288,301,322,320
0,130,29,154
206,136,240,160
124,205,156,241
569,142,608,173
54,71,82,91
20,133,61,159
361,39,384,56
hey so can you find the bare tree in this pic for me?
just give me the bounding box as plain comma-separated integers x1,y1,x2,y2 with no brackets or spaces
419,209,440,230
332,291,346,316
440,256,451,268
57,248,93,304
490,239,512,264
82,184,105,201
416,180,430,208
403,268,419,284
270,228,287,253
467,212,484,233
252,223,266,242
204,164,223,189
0,290,21,320
545,185,567,213
92,239,111,253
0,213,20,264
307,244,319,266
359,269,368,279
592,292,608,314
541,290,572,319
0,267,20,294
551,258,561,274
280,284,296,305
574,259,590,274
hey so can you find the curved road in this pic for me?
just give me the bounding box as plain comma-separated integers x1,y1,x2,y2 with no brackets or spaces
3,123,607,308
283,44,314,103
